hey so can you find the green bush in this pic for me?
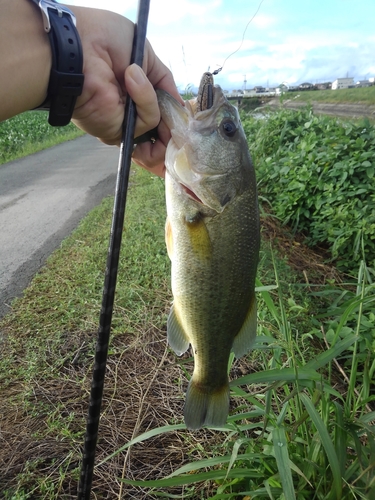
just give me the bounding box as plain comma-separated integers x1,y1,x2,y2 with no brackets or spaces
243,107,375,273
0,111,82,164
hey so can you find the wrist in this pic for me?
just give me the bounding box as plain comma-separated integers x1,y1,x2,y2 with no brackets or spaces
0,0,52,122
29,0,84,126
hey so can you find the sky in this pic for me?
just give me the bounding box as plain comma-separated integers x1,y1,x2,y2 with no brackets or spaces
61,0,375,93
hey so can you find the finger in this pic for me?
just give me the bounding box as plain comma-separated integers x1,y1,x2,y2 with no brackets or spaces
155,117,171,147
132,140,166,178
125,64,160,138
131,117,171,178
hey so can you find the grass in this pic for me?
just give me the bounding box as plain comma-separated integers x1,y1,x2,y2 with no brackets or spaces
0,111,84,165
285,86,375,105
1,162,374,498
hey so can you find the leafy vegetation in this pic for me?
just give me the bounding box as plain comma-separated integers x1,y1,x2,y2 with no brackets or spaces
0,111,83,164
242,107,375,272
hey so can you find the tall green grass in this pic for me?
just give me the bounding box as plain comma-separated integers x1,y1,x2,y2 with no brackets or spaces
287,86,375,105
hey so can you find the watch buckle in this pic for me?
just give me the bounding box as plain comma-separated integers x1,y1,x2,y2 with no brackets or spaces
37,0,77,32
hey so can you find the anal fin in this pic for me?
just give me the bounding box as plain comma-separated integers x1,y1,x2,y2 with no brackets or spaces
167,304,190,356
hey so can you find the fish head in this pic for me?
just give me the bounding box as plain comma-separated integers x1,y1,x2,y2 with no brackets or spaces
157,86,253,213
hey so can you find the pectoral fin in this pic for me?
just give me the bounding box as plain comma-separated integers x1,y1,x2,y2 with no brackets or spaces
184,212,212,260
165,217,173,260
167,304,190,356
232,295,257,359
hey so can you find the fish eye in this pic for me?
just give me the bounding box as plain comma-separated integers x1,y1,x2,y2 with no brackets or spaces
221,119,237,138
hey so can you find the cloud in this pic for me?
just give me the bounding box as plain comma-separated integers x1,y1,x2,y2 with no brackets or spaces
149,0,222,26
60,0,375,90
62,0,133,15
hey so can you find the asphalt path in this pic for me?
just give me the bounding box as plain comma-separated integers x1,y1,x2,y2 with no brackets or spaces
0,135,119,319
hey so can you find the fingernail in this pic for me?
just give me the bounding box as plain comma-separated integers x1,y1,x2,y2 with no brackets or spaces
129,64,147,86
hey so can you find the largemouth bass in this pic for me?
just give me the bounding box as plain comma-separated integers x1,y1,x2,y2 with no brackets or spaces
157,73,260,430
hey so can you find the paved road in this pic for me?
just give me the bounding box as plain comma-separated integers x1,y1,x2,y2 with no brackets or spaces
0,135,119,318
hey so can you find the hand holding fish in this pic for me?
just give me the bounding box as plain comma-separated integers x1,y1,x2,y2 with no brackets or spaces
0,1,182,174
68,7,184,170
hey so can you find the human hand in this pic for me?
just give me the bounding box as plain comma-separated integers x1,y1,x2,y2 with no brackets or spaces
70,7,183,176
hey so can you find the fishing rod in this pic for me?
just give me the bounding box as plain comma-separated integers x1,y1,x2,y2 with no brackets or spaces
77,1,151,498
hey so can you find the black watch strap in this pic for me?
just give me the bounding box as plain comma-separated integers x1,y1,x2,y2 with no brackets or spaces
31,1,84,126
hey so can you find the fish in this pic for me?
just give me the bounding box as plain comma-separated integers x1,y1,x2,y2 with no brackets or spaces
157,72,260,430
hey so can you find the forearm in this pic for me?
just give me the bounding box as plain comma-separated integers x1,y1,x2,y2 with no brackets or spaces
0,0,51,122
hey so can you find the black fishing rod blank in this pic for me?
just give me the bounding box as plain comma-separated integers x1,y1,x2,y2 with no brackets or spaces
77,1,151,498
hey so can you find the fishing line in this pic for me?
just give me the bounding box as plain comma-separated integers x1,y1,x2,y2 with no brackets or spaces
212,0,266,75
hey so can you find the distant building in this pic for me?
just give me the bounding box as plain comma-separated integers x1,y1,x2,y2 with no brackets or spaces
298,82,313,90
275,83,289,94
356,80,371,87
315,82,331,90
332,77,354,89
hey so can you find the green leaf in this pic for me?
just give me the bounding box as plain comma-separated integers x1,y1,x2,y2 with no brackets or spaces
256,277,280,325
229,367,321,387
366,167,374,178
120,468,264,488
305,335,359,370
272,426,296,500
166,452,260,478
299,394,342,499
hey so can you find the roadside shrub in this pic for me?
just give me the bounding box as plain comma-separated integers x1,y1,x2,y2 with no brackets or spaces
242,107,375,273
0,111,81,164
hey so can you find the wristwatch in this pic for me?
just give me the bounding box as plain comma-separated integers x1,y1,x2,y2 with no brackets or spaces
29,0,84,126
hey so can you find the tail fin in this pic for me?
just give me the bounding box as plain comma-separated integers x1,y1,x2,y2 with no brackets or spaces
184,377,230,430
